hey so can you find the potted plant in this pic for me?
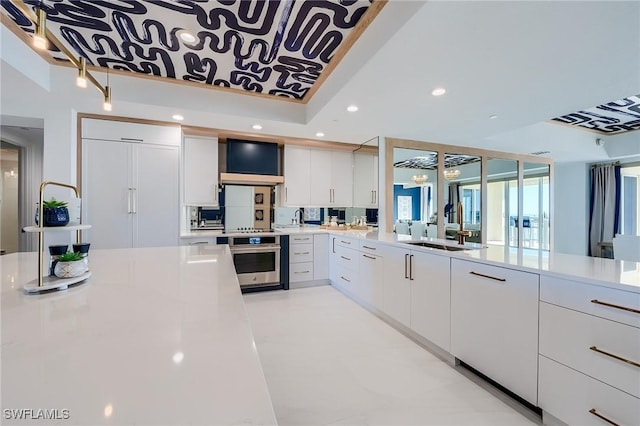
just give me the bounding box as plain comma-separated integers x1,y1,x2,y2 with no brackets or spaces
36,197,70,227
53,251,88,278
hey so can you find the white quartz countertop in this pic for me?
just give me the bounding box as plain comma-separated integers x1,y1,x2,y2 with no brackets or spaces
331,230,640,293
1,246,277,425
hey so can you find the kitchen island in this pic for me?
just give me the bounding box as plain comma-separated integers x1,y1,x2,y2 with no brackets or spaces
1,245,277,425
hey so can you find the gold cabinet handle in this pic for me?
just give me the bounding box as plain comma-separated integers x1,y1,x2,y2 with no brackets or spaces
590,346,640,368
589,408,619,426
341,276,351,282
469,271,506,282
591,299,640,315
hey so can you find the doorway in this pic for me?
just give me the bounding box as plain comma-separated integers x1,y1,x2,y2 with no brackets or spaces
1,142,20,254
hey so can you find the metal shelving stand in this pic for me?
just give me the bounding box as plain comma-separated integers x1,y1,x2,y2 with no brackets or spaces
22,181,92,294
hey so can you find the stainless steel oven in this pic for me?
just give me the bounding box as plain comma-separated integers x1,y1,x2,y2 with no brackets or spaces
228,235,280,289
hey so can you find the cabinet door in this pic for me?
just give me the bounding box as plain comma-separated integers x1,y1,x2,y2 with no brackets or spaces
382,245,411,327
313,234,329,280
82,119,180,146
330,151,353,206
410,250,451,351
309,150,332,205
134,144,180,247
451,259,539,405
183,136,219,206
283,146,310,206
353,153,377,208
359,251,384,309
81,139,134,249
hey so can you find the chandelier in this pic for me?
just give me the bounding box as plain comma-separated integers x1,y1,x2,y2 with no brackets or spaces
411,174,428,185
443,169,461,180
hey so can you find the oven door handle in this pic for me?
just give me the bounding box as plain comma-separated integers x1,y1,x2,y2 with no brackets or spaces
230,245,281,254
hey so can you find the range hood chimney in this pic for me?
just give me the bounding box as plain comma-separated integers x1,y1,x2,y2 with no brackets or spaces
223,138,282,185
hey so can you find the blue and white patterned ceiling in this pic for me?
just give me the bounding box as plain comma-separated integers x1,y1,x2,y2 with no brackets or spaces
1,0,378,101
551,94,640,135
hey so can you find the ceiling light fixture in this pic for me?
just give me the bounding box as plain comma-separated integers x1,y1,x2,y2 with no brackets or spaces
443,169,460,180
347,105,358,112
252,124,263,130
179,31,196,43
33,7,47,50
14,1,114,111
315,132,325,137
412,174,428,185
431,87,447,96
76,57,87,88
172,114,184,121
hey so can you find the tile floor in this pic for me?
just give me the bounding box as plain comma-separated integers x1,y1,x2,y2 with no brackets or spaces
244,285,542,426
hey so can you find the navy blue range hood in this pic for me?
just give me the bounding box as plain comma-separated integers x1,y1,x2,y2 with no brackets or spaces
226,139,278,176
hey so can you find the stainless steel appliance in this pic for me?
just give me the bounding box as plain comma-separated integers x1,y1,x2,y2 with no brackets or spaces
228,235,280,289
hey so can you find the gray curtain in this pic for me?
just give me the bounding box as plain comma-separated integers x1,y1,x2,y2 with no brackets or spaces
588,164,619,256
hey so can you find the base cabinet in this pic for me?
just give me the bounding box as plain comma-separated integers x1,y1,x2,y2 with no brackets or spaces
381,245,412,328
290,234,329,285
451,259,539,405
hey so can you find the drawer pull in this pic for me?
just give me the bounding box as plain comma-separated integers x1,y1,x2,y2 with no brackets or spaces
294,252,310,255
469,271,506,282
340,240,351,245
590,346,640,368
341,276,351,283
591,299,640,315
362,254,376,260
362,245,376,250
294,271,310,274
340,256,351,261
588,408,619,426
293,238,309,241
188,241,208,245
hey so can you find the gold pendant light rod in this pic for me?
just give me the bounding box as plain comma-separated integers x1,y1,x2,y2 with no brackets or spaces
11,0,112,106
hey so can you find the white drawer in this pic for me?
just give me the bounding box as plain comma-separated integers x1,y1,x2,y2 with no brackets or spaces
359,240,381,253
334,236,358,249
290,243,313,263
290,262,314,283
539,356,640,426
180,237,217,246
333,264,357,292
540,302,640,398
541,275,640,329
335,246,358,271
290,235,313,244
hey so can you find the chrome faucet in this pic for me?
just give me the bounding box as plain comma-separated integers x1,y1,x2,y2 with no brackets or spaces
292,209,304,225
456,202,472,245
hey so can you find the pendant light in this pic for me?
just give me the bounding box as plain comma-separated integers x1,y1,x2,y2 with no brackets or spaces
33,7,47,50
76,57,87,88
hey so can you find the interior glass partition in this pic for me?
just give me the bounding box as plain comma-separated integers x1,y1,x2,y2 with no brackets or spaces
523,162,550,249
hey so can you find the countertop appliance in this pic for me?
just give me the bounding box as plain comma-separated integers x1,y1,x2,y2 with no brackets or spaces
190,206,224,230
228,235,280,290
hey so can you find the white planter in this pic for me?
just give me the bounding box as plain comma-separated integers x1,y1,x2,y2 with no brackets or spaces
54,260,88,278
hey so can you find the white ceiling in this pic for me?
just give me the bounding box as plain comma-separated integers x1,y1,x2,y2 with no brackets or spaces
2,1,639,163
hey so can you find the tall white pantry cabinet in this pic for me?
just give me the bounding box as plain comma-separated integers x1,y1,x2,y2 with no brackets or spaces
81,119,181,249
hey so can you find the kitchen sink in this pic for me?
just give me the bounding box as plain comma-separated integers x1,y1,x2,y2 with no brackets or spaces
403,241,475,251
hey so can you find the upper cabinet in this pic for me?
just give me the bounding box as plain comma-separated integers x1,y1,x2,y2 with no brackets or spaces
283,146,353,207
183,136,219,207
82,118,180,146
353,152,378,208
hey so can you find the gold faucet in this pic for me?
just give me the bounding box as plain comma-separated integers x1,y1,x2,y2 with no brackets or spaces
456,202,472,245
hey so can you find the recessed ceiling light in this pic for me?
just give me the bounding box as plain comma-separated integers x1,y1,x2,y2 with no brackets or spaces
431,87,447,96
179,32,196,43
252,124,263,130
347,105,358,112
172,114,184,121
316,132,325,137
489,115,498,119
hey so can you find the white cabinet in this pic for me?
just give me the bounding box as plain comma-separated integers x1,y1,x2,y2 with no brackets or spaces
381,245,412,328
450,259,539,405
81,123,180,250
183,136,219,206
289,234,329,285
538,275,640,425
283,146,353,207
353,152,378,208
329,235,360,294
282,146,310,206
313,234,329,281
82,118,180,146
358,242,384,310
410,250,451,352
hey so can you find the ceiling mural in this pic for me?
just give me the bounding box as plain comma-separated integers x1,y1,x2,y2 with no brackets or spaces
1,0,377,101
394,154,481,170
550,94,640,134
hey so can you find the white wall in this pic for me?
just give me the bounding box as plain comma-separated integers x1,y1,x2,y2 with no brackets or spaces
554,162,589,255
